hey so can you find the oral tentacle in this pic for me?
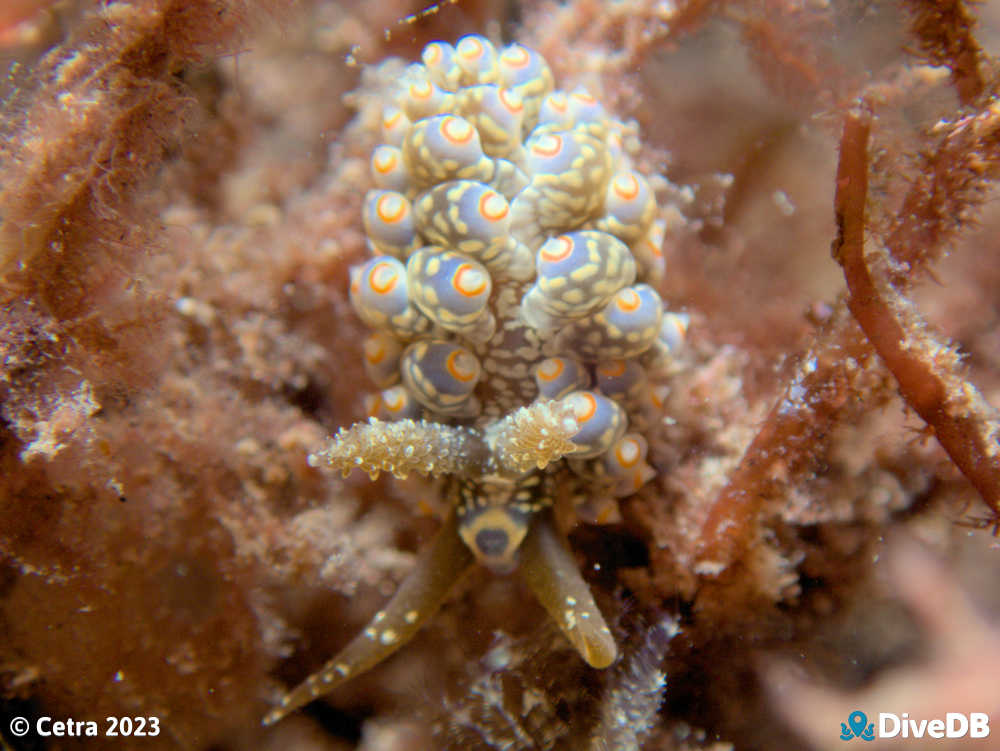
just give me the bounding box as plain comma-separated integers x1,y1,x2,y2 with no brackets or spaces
262,509,475,726
518,510,617,669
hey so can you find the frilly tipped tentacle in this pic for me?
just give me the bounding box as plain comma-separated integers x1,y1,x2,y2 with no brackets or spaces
263,510,475,726
483,398,580,475
307,417,487,479
519,510,618,669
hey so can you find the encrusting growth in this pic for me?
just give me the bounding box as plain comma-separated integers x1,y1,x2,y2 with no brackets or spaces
264,32,687,725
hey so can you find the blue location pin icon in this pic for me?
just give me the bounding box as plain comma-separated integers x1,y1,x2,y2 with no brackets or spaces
848,711,868,739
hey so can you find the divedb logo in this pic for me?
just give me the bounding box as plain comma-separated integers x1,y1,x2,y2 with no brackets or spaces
840,710,991,741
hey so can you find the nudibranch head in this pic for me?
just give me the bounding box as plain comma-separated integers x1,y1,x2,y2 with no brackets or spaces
267,33,690,726
455,475,539,574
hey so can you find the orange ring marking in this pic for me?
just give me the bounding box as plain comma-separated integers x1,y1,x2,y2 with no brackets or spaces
531,133,563,158
410,80,433,100
446,350,478,382
383,109,404,129
369,261,400,295
537,358,565,382
616,288,641,312
457,37,484,60
441,116,475,145
500,46,530,68
614,437,641,468
547,93,568,113
571,392,597,423
612,173,640,201
498,88,523,113
453,264,488,298
424,44,443,65
597,360,626,378
479,191,509,221
376,193,407,223
540,235,574,263
364,339,386,364
372,148,398,175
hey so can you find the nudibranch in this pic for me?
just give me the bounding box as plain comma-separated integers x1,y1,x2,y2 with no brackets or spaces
263,34,689,726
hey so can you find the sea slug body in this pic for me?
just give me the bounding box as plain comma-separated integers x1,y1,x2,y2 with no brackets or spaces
264,33,687,726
